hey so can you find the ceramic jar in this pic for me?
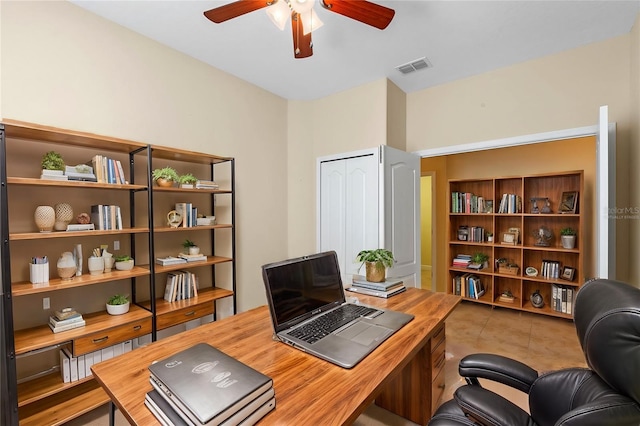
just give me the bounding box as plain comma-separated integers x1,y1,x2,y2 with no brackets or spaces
88,256,104,275
57,252,77,280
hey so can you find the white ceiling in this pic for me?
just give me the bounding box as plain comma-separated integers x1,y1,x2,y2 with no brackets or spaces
70,0,639,101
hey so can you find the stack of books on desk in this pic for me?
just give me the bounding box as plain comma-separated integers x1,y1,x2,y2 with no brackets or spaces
49,308,85,333
146,343,275,426
346,275,406,298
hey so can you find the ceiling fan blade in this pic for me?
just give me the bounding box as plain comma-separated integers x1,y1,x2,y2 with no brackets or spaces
320,0,395,30
204,0,271,23
291,12,313,59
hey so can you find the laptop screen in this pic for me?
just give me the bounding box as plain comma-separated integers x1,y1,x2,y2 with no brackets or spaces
262,251,345,332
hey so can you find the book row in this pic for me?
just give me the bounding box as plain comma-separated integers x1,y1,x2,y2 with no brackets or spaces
498,193,522,214
551,284,575,315
541,260,561,279
91,154,127,184
451,191,491,214
175,202,199,228
90,204,123,230
163,271,199,302
59,340,133,383
452,274,485,299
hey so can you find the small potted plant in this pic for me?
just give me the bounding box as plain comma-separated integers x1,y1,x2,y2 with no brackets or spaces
486,231,494,243
182,239,200,255
106,294,130,315
151,166,179,187
178,173,198,189
560,227,577,249
114,255,134,271
470,252,489,270
355,248,394,283
41,151,65,178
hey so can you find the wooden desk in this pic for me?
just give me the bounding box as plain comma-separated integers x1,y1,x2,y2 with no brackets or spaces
91,288,460,425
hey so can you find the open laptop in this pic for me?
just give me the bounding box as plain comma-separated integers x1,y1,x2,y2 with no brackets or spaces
261,251,414,368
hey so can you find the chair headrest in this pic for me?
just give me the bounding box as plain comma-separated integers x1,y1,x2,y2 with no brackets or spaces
574,278,640,404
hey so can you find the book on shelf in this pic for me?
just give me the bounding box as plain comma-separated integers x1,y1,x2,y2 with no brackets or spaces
156,256,188,266
49,318,86,333
346,285,406,299
178,253,207,262
195,179,219,189
351,275,403,291
53,308,81,321
148,343,274,426
50,314,84,328
66,223,95,231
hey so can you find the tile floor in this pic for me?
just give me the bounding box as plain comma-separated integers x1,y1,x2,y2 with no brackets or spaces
64,300,586,425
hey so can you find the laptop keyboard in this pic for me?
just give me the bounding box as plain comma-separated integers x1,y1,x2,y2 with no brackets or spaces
288,304,379,344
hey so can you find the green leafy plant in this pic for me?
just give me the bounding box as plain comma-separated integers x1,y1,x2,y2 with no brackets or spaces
41,151,65,171
182,239,197,248
472,252,489,264
560,227,577,236
151,166,179,182
178,173,198,184
114,254,132,262
356,248,394,269
107,294,129,305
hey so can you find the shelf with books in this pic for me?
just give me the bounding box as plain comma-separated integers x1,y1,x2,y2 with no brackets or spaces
447,171,584,318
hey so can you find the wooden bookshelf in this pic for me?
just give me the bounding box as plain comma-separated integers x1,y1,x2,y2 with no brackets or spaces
447,171,584,318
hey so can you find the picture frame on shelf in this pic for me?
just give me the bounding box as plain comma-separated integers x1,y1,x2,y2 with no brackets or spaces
501,232,518,246
559,191,578,214
561,266,576,281
484,200,494,213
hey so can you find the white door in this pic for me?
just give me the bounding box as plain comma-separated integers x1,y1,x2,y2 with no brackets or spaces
319,152,378,280
381,146,421,286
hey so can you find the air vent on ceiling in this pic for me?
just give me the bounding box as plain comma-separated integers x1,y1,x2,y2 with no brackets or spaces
396,57,432,75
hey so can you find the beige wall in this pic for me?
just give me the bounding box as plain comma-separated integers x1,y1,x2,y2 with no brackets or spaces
408,34,636,284
630,14,640,283
0,1,288,313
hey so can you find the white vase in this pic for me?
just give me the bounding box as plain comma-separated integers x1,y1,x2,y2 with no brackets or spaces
88,256,104,275
34,205,55,232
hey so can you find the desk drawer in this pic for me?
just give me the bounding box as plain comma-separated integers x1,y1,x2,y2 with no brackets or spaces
431,335,446,378
431,324,445,352
74,318,152,356
156,303,214,330
431,364,446,413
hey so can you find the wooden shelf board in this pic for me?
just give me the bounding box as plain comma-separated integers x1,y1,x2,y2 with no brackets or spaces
150,144,232,164
154,256,232,273
154,224,232,233
12,266,151,297
3,119,147,153
10,227,150,241
151,186,232,194
14,305,152,355
7,176,147,190
148,286,234,316
17,372,95,407
19,379,109,426
521,301,573,319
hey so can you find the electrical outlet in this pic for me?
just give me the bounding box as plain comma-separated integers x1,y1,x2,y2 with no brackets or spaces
43,297,50,310
114,240,120,251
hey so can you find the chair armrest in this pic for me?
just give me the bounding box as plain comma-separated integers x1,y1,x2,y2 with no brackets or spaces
459,353,538,393
454,385,536,426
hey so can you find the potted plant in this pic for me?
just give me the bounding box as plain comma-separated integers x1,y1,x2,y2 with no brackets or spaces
182,239,200,255
470,252,489,270
151,166,179,187
178,173,198,189
486,231,493,242
106,294,130,315
560,227,577,249
41,151,65,178
114,254,134,271
356,248,394,283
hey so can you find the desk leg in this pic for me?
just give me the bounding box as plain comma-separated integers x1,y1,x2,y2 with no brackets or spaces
375,342,431,425
109,401,116,426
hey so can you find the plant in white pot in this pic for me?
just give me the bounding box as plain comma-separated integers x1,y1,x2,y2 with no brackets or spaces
106,294,130,315
178,173,198,189
356,249,394,283
560,227,577,249
114,255,134,271
182,239,200,255
41,151,65,178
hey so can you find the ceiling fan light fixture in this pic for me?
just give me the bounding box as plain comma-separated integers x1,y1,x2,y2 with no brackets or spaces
266,0,291,31
290,0,315,14
301,9,324,35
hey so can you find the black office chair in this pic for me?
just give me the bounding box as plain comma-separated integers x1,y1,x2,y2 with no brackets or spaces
429,278,640,426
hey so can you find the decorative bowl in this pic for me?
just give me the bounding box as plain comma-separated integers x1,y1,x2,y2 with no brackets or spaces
106,302,130,315
57,266,77,280
115,259,134,271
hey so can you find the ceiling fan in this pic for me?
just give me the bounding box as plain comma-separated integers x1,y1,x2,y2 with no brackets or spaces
203,0,395,59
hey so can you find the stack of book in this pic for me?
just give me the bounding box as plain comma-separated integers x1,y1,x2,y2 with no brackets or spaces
347,275,406,298
156,256,188,266
146,343,275,426
195,179,219,189
49,308,85,333
178,253,207,263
